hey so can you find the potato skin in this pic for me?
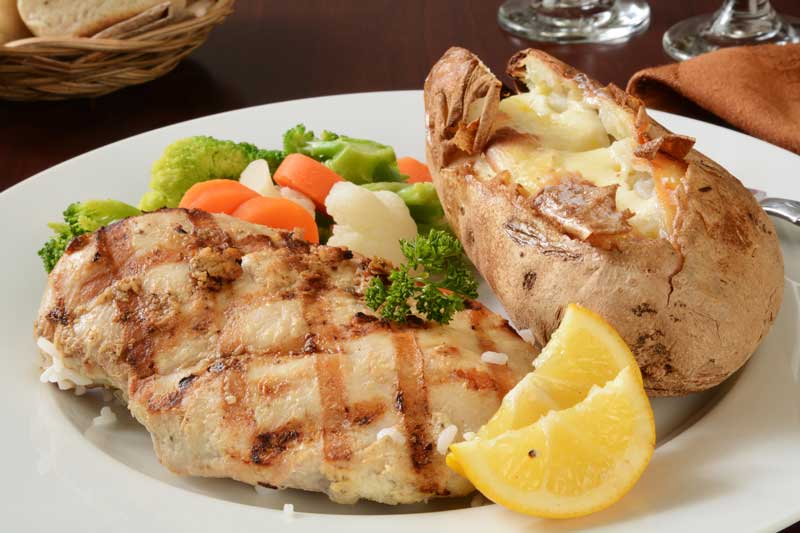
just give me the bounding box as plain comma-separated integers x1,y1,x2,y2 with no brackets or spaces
425,48,784,396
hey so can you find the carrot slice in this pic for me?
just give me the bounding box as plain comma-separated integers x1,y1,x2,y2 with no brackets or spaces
397,156,432,183
178,179,259,214
273,153,344,210
232,196,320,244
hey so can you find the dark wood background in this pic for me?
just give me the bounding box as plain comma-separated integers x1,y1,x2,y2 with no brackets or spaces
2,1,800,530
1,0,798,193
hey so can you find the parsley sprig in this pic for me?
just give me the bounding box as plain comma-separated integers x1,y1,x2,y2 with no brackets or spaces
365,230,478,324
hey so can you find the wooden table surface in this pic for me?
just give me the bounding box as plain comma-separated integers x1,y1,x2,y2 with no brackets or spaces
1,0,798,192
3,1,800,529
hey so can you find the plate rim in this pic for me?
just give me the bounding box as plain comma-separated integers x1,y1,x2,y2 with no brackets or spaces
4,90,799,532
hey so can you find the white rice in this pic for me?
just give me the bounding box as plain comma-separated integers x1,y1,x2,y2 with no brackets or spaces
376,426,406,444
92,406,117,426
38,337,92,390
436,424,458,455
470,493,487,507
282,503,295,522
516,328,535,344
481,351,508,365
462,431,476,442
225,394,237,404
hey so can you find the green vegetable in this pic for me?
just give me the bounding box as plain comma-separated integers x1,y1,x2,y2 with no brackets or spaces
365,229,478,324
38,200,141,273
363,182,449,234
140,136,284,211
283,124,407,184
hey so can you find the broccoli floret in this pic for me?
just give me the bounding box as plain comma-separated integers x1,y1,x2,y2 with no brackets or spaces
283,124,316,155
38,200,140,273
362,182,450,235
38,231,74,274
139,136,285,211
283,124,407,184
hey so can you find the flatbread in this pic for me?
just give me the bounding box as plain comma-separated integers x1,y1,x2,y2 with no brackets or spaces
92,1,171,39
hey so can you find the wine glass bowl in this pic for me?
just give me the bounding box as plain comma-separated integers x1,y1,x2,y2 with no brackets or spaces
663,0,800,61
497,0,650,44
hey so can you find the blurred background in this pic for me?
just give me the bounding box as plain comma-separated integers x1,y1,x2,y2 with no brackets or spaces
1,0,798,190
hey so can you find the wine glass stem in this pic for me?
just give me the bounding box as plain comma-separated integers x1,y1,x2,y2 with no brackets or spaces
724,0,774,16
708,0,788,41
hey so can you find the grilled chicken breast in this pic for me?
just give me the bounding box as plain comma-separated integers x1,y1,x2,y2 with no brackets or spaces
34,209,537,504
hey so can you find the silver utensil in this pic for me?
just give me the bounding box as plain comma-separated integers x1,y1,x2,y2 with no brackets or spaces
749,189,800,226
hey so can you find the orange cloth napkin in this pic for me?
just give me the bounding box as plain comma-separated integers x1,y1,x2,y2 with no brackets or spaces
627,44,800,154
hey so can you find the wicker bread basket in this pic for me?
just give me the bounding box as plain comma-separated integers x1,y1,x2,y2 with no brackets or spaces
0,0,234,101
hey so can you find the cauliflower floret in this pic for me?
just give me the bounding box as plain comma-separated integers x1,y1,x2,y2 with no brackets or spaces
279,187,315,217
325,182,417,264
239,159,280,197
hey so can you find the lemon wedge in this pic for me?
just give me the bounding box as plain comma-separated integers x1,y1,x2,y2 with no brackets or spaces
449,366,654,518
480,303,642,440
447,304,655,518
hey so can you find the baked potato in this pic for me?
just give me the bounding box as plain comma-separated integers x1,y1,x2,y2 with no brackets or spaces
423,47,784,396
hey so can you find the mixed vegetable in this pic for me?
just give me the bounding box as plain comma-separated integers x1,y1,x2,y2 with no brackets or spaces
140,136,283,211
38,124,476,323
38,200,140,272
365,229,478,324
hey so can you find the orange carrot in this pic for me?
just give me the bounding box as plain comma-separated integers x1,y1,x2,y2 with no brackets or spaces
232,196,320,244
178,179,259,214
397,156,432,183
273,153,344,210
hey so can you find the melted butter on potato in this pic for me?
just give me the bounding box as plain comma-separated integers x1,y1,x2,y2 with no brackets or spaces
498,92,609,152
481,89,668,239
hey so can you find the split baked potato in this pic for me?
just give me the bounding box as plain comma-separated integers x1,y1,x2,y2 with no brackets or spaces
423,47,784,396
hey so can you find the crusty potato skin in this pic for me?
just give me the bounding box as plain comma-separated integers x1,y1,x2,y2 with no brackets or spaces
425,47,784,396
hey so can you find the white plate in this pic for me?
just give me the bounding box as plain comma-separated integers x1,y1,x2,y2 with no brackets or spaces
1,91,798,532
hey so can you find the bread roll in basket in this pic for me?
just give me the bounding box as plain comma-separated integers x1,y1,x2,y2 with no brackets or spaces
0,0,234,101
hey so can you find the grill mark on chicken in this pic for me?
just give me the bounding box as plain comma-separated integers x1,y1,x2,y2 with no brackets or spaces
314,352,353,462
299,264,355,464
146,374,198,411
65,232,92,255
116,292,157,380
77,224,131,306
36,211,539,504
219,359,260,465
89,224,157,383
251,420,304,466
470,309,515,399
392,330,441,494
349,399,387,426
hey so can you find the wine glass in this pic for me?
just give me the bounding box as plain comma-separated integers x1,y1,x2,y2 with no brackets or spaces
663,0,800,61
497,0,650,43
